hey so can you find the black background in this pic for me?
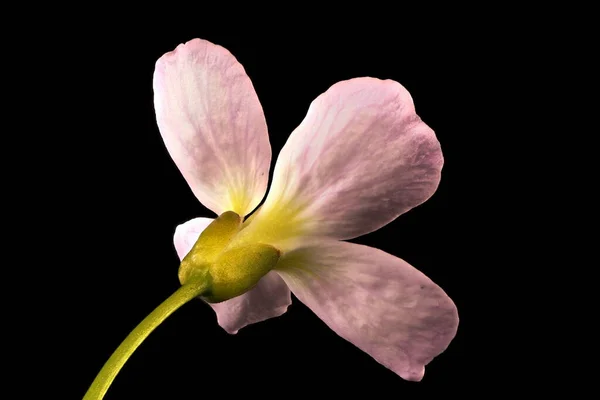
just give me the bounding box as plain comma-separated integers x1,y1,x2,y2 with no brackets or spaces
57,23,481,399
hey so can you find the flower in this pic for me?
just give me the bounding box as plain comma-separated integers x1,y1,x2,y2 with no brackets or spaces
153,38,458,381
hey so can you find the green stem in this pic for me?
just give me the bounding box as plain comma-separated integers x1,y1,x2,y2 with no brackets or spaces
83,278,210,400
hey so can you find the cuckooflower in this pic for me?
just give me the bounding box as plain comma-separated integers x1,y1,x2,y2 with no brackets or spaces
153,38,458,381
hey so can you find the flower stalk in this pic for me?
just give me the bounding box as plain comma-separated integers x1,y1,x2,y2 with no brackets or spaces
83,276,211,400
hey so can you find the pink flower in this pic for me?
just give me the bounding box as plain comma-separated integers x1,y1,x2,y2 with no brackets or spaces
153,38,458,381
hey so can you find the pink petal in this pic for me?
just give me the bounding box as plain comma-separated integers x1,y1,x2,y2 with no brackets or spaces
174,217,291,334
154,39,271,217
210,271,291,334
173,217,213,259
275,239,458,381
259,77,443,241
